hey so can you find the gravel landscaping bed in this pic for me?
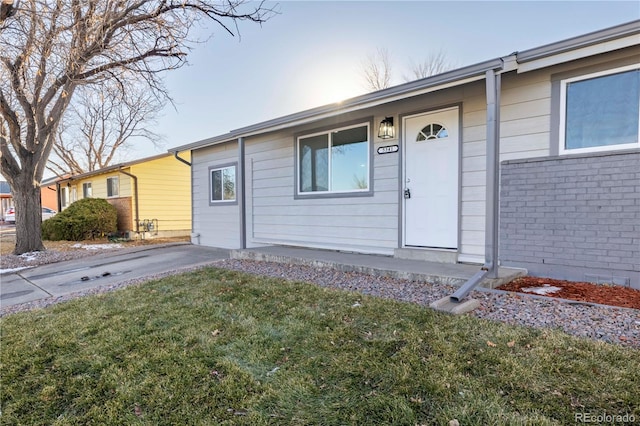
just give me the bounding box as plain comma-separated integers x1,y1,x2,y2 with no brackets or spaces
2,256,638,349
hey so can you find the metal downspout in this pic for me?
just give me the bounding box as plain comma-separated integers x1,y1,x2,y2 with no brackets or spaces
118,168,139,233
56,182,62,212
449,68,501,303
238,137,246,249
173,151,191,166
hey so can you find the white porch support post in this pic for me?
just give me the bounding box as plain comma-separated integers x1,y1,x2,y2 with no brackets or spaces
238,137,246,249
484,68,501,278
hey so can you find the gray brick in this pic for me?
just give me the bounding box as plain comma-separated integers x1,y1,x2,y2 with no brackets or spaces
500,151,639,287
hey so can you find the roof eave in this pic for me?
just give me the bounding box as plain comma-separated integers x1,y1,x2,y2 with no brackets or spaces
517,19,640,63
169,57,505,152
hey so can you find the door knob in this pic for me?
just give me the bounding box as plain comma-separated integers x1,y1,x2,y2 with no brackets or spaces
404,188,411,199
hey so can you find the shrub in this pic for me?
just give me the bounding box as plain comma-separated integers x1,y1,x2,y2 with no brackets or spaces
42,198,118,241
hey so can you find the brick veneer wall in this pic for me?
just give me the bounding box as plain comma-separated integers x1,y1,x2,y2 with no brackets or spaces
499,150,640,289
107,196,133,232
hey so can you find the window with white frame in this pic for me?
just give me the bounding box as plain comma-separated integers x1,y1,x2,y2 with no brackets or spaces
83,182,92,198
560,65,640,154
107,177,119,197
298,123,370,194
60,186,69,208
210,165,236,203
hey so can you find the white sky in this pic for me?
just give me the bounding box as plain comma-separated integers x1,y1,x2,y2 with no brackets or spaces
129,0,640,159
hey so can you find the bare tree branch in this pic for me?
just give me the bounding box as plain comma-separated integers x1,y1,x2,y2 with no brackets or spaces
0,0,276,254
46,79,166,175
403,49,455,82
361,47,392,92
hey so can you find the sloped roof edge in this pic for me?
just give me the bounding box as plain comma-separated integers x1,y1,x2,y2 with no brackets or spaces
169,58,504,152
52,152,172,184
517,19,640,63
169,19,639,153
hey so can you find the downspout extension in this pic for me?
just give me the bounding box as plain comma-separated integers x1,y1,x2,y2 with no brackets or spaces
447,67,502,304
118,168,139,233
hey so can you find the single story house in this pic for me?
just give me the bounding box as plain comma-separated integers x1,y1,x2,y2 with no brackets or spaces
171,20,639,289
53,153,192,239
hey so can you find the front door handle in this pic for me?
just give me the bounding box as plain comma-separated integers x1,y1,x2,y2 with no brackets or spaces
404,188,411,199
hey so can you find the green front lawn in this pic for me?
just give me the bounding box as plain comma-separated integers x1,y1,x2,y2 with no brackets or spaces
1,268,638,425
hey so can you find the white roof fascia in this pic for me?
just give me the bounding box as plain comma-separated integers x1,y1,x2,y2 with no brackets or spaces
237,75,486,138
516,20,640,73
170,58,504,152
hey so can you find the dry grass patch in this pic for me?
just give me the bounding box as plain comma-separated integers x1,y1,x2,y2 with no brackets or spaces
2,267,638,425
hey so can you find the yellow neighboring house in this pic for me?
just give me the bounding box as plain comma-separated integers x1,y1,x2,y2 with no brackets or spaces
53,153,191,239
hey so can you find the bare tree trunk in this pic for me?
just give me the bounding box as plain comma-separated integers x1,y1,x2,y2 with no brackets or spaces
11,175,45,254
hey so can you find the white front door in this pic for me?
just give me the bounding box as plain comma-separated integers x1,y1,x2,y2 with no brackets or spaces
403,107,459,248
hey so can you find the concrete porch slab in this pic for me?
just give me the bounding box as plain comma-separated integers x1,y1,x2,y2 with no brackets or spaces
230,246,526,289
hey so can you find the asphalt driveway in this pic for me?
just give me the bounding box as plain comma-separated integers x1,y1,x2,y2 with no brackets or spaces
0,243,229,309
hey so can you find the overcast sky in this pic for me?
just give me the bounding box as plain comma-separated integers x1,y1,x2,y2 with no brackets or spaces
131,1,639,159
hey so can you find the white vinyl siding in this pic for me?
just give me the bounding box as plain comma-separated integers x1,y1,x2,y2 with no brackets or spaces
246,129,398,254
192,143,240,249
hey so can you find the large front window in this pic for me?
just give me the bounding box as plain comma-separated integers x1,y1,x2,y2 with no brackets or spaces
560,65,640,154
298,123,370,194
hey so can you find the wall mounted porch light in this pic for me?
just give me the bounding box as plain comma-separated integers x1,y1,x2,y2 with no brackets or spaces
378,116,395,139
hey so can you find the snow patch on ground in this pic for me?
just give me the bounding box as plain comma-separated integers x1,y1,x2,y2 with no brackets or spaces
71,243,123,250
19,252,39,262
0,266,29,274
521,285,562,295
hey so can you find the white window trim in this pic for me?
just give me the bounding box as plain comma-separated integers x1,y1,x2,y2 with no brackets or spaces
209,164,237,204
559,63,640,155
82,182,93,198
296,122,371,195
106,176,119,198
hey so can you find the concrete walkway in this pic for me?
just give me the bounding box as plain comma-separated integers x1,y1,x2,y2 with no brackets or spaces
231,246,526,288
1,243,230,309
2,243,526,312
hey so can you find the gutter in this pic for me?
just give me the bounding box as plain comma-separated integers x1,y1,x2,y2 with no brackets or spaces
118,168,139,233
447,66,502,304
169,58,504,153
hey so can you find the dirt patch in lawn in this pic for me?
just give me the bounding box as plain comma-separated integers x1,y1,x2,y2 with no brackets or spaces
497,276,640,310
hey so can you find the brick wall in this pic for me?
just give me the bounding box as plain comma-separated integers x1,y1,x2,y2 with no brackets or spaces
107,196,133,232
500,150,640,289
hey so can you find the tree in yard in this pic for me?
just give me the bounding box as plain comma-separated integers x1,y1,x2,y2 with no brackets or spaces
361,47,393,91
47,80,165,176
360,47,455,92
0,0,274,254
403,49,454,82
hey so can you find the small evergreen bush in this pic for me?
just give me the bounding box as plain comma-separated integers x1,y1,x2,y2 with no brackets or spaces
42,198,118,241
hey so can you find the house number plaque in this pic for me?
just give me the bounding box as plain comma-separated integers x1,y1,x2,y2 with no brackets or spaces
377,145,399,155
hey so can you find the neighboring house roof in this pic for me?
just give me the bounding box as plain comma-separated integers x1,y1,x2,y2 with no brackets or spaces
0,181,11,196
169,19,640,153
52,153,176,184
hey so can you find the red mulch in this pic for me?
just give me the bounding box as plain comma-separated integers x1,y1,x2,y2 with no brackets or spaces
497,276,640,310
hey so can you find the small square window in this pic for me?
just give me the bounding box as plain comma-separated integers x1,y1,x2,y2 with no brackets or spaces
210,165,236,203
560,65,640,154
107,177,119,197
